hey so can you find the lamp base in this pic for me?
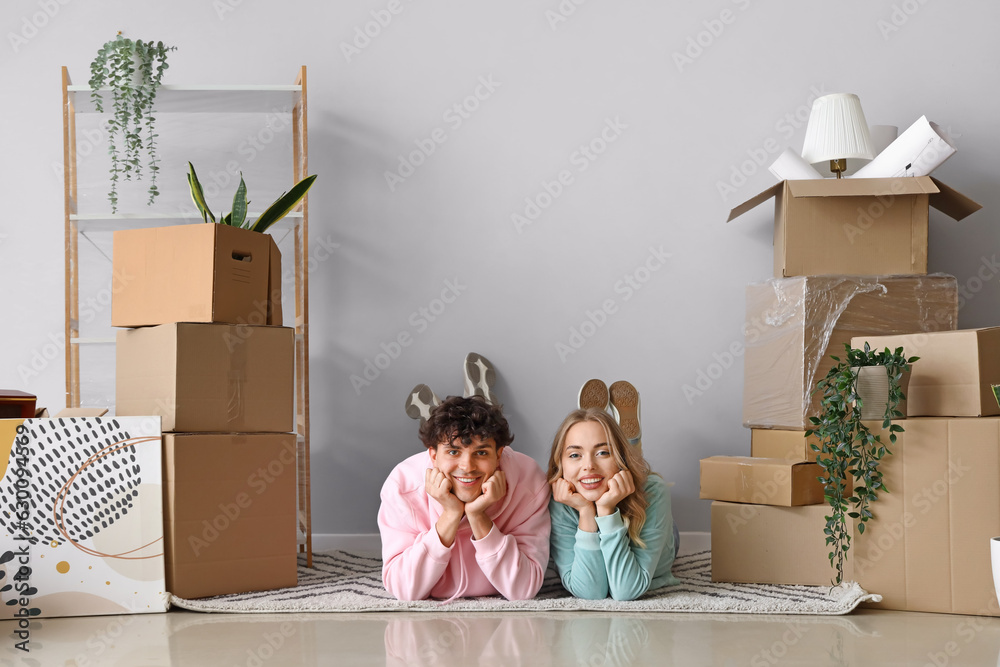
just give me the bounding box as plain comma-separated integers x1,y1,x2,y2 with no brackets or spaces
829,158,847,179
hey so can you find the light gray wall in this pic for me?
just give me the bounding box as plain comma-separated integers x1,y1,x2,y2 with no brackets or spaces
3,0,999,534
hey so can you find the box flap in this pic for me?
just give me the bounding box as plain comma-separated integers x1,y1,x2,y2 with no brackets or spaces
727,182,783,222
786,177,939,198
55,408,110,417
929,177,982,222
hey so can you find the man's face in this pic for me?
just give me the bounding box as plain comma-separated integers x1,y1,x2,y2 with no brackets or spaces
428,436,503,503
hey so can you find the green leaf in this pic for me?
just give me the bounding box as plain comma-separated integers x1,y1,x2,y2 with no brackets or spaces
186,164,215,223
250,174,317,233
230,174,248,228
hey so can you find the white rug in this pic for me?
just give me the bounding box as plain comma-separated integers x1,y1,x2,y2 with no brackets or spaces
170,551,880,615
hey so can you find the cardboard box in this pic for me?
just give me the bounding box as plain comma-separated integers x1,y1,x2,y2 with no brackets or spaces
851,328,1000,417
750,428,822,462
0,416,166,618
727,177,980,277
711,501,844,586
744,275,958,429
853,418,1000,616
116,323,294,433
112,224,282,328
699,456,824,506
162,433,297,599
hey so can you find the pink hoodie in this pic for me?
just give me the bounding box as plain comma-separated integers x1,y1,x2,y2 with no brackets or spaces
378,447,551,601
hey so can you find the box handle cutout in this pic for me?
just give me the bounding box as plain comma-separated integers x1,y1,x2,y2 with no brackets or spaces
232,250,253,262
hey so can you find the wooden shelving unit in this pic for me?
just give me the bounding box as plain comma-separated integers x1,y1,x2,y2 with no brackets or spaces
61,66,312,565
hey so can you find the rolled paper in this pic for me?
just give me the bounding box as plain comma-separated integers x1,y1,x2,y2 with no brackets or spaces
850,116,956,178
769,147,824,181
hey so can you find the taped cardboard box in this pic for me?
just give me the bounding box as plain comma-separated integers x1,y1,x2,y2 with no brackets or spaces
851,328,1000,417
699,456,824,506
0,416,166,618
727,177,981,278
163,433,297,599
112,224,282,328
853,418,1000,616
711,501,844,586
750,428,822,462
116,322,294,433
744,274,958,430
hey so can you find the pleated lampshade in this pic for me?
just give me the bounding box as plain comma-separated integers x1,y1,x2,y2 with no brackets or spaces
801,93,875,171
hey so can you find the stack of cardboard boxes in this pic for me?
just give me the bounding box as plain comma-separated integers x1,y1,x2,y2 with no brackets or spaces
112,224,299,599
700,176,1000,615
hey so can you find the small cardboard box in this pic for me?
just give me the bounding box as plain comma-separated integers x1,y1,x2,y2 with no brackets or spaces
853,418,1000,616
727,177,981,278
116,323,294,433
0,416,166,618
163,433,297,599
744,274,958,429
699,456,824,506
711,501,844,586
112,224,282,328
750,428,822,462
851,328,1000,417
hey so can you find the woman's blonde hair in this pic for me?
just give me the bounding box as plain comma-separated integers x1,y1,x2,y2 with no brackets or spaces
547,408,651,547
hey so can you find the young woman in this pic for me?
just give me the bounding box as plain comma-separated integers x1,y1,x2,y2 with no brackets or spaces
547,408,679,600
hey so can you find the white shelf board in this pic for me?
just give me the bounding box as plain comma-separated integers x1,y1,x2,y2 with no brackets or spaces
70,212,303,232
67,84,302,114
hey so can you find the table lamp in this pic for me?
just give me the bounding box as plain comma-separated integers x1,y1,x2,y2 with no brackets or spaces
801,93,875,178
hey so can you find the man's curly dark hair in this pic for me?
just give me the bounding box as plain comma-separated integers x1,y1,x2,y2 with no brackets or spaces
419,395,514,450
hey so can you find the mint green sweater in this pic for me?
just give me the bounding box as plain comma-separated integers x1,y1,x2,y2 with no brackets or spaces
549,475,679,600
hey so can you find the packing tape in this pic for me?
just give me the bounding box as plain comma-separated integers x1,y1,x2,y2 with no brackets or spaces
227,326,249,425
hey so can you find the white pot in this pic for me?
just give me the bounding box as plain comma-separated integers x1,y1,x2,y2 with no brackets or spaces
992,537,1000,608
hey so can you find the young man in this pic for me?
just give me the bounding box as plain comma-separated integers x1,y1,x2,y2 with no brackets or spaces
378,395,551,601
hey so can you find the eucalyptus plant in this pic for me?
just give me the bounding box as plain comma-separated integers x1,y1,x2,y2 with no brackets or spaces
89,33,176,212
805,342,918,585
187,162,317,234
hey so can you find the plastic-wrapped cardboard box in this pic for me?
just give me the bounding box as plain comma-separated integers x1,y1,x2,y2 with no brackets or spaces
116,323,294,432
710,501,843,586
851,328,1000,417
699,457,824,506
744,274,958,430
727,177,980,278
112,224,282,327
163,433,297,599
0,416,166,618
853,418,1000,616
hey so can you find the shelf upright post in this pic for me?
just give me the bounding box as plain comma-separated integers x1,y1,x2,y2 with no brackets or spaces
292,65,312,567
62,66,81,409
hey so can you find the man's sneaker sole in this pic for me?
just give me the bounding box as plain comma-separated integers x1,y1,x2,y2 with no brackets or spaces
405,384,440,422
463,353,498,404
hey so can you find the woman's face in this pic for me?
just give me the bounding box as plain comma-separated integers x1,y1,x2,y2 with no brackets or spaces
560,420,621,501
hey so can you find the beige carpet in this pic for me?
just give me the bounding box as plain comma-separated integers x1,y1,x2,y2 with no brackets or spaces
170,551,881,615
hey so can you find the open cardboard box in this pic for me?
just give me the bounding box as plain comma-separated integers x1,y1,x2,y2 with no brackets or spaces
727,177,981,277
112,224,282,328
0,413,166,618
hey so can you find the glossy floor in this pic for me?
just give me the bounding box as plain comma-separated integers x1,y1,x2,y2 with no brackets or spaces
6,605,1000,666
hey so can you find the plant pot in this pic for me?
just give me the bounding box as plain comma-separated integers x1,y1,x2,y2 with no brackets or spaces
852,365,911,420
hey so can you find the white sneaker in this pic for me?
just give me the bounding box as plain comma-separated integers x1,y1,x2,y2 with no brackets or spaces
463,353,498,404
404,384,440,423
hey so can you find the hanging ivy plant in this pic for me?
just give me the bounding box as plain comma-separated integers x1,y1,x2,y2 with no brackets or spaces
805,342,917,586
88,33,176,213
